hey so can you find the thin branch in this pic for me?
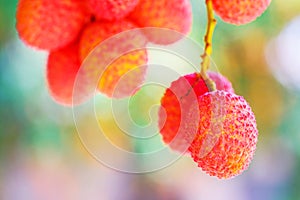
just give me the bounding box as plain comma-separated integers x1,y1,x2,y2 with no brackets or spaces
200,0,217,91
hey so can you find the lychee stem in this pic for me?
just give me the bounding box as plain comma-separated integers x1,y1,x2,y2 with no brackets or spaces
200,0,217,91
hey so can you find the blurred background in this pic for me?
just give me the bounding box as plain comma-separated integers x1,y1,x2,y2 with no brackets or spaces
1,0,300,199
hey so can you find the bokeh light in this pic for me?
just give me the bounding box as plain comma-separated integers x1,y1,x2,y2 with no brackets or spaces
266,16,300,92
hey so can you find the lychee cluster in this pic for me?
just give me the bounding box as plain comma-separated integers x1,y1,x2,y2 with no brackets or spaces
16,0,192,105
212,0,271,25
158,72,258,179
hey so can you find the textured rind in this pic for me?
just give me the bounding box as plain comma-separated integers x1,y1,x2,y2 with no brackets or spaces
46,43,81,106
128,0,192,44
212,0,271,25
158,72,234,153
159,73,207,152
79,20,138,61
16,0,87,50
79,20,148,98
189,91,258,179
87,0,139,20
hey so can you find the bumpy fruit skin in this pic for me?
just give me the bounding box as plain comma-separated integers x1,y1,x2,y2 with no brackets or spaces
79,20,138,61
158,72,234,152
16,0,87,50
212,0,271,25
46,43,81,106
86,0,139,21
189,91,258,179
79,20,148,98
128,0,192,44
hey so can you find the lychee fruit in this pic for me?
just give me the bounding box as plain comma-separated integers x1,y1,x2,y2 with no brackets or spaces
188,90,258,179
128,0,192,44
79,20,148,98
86,0,139,21
46,42,82,106
158,72,234,153
212,0,271,25
16,0,88,50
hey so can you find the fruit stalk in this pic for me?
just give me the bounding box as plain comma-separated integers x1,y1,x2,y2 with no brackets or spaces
200,0,217,91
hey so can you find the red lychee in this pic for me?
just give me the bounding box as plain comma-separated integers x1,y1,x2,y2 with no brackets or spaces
79,20,148,98
16,0,88,50
86,0,139,21
158,72,234,153
128,0,192,44
212,0,271,25
46,42,82,106
188,91,258,179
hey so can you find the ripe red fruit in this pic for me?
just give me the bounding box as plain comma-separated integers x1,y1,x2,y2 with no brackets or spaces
128,0,192,44
16,0,87,50
188,91,258,179
212,0,271,25
86,0,139,21
79,20,139,61
158,72,234,153
46,43,81,106
79,20,148,98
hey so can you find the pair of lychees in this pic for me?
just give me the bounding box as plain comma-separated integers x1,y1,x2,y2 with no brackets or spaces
16,0,192,105
156,0,271,179
159,72,258,179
